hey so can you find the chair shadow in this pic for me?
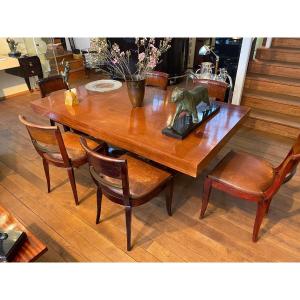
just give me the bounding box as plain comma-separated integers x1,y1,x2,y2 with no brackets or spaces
260,189,300,238
130,172,205,247
50,179,69,192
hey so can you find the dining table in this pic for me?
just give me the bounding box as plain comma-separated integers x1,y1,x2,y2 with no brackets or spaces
30,82,250,177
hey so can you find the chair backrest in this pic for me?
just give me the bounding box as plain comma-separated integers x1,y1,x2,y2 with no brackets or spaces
192,79,228,102
38,75,68,98
19,115,70,166
80,137,130,204
145,71,169,90
266,134,300,196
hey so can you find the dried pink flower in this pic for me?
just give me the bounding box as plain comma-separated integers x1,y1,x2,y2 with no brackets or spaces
138,52,145,62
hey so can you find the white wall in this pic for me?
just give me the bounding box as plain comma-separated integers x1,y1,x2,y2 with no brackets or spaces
0,38,31,98
0,70,28,98
73,38,91,50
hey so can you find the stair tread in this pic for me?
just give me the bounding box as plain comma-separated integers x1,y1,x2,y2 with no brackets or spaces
259,47,300,53
249,109,300,129
272,38,300,48
243,89,300,107
251,59,300,69
272,46,300,51
46,52,74,60
69,67,85,73
246,73,300,86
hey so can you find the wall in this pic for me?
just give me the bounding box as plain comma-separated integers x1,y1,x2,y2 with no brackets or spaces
0,38,30,98
0,39,10,55
0,70,29,98
73,38,91,50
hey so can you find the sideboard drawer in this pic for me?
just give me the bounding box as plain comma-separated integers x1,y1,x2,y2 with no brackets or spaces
18,56,43,78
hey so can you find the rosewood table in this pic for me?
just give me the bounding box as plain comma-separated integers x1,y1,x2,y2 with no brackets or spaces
30,84,250,177
0,205,47,262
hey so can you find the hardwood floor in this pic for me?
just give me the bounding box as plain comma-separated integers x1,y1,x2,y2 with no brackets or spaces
0,83,300,262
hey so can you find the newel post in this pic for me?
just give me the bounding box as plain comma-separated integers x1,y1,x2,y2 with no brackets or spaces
231,38,254,105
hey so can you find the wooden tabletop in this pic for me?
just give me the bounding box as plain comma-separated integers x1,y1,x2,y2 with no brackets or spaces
0,205,47,262
31,84,250,177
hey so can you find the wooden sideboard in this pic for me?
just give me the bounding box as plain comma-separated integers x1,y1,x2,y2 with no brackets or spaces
4,55,43,91
0,205,47,262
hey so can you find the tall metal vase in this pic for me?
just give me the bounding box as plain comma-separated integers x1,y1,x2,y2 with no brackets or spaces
126,76,146,108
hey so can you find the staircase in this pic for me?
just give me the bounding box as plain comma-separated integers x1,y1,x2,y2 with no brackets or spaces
47,51,86,82
242,38,300,138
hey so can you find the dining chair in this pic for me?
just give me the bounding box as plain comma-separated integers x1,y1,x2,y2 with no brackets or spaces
200,134,300,242
80,137,174,251
192,78,228,102
145,71,169,90
19,115,105,206
38,75,69,130
38,75,69,99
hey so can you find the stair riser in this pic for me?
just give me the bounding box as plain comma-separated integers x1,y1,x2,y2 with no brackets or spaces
58,59,84,71
272,38,300,49
48,54,74,64
256,48,300,63
68,69,86,81
243,95,300,117
249,61,300,79
243,117,299,139
244,78,300,97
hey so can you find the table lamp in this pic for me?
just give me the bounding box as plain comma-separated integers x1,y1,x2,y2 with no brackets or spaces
198,45,220,75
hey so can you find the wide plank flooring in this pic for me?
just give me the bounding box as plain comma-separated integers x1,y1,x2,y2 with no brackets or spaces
0,84,299,262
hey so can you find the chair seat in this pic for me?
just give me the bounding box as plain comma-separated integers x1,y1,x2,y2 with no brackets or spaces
40,132,103,162
209,150,275,195
62,132,102,161
120,154,172,199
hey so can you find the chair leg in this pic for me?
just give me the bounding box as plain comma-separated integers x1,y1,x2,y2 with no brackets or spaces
200,177,213,219
166,178,174,216
252,201,268,242
67,167,79,206
42,159,51,193
125,206,132,251
49,119,55,126
265,198,272,215
63,125,71,132
96,187,103,224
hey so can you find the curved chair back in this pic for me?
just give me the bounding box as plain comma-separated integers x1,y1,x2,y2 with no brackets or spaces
19,115,70,167
38,75,68,98
80,137,130,204
145,71,169,90
192,78,228,102
266,134,300,197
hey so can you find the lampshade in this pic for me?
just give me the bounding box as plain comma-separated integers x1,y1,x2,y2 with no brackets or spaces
198,45,211,56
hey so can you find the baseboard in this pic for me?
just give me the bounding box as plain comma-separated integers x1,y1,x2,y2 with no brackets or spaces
0,89,38,101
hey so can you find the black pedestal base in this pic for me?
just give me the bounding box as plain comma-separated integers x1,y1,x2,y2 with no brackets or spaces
8,51,21,58
162,102,220,139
